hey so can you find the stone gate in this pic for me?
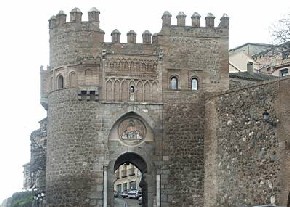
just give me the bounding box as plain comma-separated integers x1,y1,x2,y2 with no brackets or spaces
27,6,290,207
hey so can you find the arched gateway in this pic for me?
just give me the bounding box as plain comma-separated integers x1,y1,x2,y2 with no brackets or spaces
107,112,156,207
34,7,244,207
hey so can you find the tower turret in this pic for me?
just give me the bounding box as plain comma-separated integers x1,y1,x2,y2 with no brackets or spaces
176,12,186,26
162,11,172,27
142,30,152,44
152,33,158,44
111,29,121,43
88,7,100,28
55,10,67,27
70,7,82,23
48,15,56,29
218,13,229,28
205,13,215,27
191,12,201,27
127,30,136,43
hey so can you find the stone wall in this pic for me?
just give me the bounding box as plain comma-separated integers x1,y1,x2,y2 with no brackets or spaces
161,91,205,207
159,26,229,93
30,118,47,192
205,78,290,207
46,87,163,206
46,89,105,206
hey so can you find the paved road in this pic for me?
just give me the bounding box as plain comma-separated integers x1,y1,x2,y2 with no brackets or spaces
114,197,139,207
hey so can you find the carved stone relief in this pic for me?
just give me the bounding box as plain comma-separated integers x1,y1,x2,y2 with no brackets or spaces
118,118,146,145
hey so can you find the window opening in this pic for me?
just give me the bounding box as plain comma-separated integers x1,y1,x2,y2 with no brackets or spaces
170,76,178,90
280,68,288,77
57,75,64,89
191,78,198,90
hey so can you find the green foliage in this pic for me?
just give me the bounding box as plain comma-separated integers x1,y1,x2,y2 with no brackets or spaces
10,191,32,207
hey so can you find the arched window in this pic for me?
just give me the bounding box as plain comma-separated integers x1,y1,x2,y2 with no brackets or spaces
170,76,178,90
57,74,64,89
191,78,198,90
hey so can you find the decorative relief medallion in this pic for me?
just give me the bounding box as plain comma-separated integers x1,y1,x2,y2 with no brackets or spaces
118,118,146,145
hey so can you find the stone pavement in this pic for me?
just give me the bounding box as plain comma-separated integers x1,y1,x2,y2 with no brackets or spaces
114,198,126,207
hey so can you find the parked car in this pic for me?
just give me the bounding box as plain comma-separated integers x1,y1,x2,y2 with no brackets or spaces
138,190,142,197
120,191,128,198
127,190,139,199
138,196,142,205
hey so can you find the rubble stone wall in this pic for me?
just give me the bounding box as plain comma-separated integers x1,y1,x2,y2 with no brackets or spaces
205,78,290,207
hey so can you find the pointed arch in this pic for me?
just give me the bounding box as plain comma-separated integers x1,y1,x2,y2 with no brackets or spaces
106,80,113,101
107,111,156,207
136,81,143,102
114,80,121,102
152,81,158,102
121,80,129,101
114,152,147,173
144,82,151,102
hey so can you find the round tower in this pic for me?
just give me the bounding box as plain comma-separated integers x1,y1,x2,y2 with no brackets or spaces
45,8,106,207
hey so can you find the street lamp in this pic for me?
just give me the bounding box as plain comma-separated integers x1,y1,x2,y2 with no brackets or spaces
263,110,269,121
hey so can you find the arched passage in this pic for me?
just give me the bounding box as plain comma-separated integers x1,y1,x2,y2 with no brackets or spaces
114,152,147,173
106,111,157,207
114,152,148,206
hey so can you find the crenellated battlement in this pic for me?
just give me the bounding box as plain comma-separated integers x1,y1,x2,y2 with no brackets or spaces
162,11,229,28
46,7,230,99
48,8,229,40
49,7,101,30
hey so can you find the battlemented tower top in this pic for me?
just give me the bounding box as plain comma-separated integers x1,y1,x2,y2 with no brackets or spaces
48,7,229,33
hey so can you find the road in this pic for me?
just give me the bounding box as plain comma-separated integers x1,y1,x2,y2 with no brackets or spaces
114,197,139,207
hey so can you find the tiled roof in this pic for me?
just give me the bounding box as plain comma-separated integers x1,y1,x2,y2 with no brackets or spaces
229,71,277,81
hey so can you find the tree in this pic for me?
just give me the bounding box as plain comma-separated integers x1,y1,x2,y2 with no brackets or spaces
271,14,290,59
10,191,32,207
271,14,290,44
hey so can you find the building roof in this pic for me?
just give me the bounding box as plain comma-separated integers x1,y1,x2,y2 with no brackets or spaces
229,71,277,81
230,42,273,52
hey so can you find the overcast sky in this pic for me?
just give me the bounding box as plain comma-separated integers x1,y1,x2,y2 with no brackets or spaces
0,0,289,203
